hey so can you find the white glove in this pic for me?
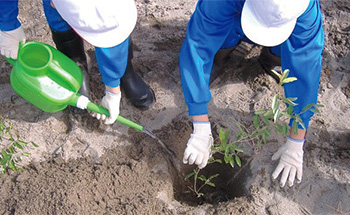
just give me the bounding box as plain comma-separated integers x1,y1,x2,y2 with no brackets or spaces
92,90,121,124
0,26,26,59
272,137,304,187
183,122,213,169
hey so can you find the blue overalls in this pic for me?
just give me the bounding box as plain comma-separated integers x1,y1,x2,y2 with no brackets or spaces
0,0,128,88
179,0,324,128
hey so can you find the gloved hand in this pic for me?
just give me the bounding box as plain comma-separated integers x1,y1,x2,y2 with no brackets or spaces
92,90,121,124
183,122,213,169
0,26,26,59
272,137,304,187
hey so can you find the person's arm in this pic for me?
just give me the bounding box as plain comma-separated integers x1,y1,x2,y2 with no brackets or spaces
92,38,129,124
281,0,324,129
181,0,244,169
0,0,26,59
271,0,324,187
0,0,20,31
179,0,243,117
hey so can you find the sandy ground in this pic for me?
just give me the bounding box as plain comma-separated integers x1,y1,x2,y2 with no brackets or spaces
0,0,349,214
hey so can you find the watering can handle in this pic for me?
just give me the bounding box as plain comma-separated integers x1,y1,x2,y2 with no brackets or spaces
86,101,144,131
4,42,24,66
4,57,16,66
48,61,81,92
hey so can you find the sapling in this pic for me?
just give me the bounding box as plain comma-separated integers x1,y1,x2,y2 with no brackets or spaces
185,69,323,198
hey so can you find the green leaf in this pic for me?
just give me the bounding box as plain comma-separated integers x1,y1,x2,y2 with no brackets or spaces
301,104,315,113
18,140,28,146
224,145,230,156
257,140,262,149
224,155,229,164
263,110,274,119
273,108,280,122
281,69,290,81
235,155,242,167
292,120,298,134
206,182,216,187
208,174,219,180
219,128,229,147
14,142,23,150
265,129,272,136
229,156,235,168
185,171,195,179
271,69,282,79
288,97,298,102
272,94,278,110
255,110,266,115
1,154,11,166
251,130,258,138
214,159,222,164
262,117,270,125
5,127,11,134
281,111,291,119
294,114,303,123
31,142,39,148
8,146,16,153
9,160,17,171
274,124,283,134
230,144,244,153
8,133,14,141
282,77,297,84
298,121,306,130
198,175,206,181
316,104,324,108
262,133,267,143
287,106,294,116
282,97,297,106
22,152,30,156
310,108,319,114
253,115,259,129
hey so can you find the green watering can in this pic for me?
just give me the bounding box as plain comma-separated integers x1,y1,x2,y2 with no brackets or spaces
5,41,143,131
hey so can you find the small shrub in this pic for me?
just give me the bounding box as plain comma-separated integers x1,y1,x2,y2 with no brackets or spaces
0,115,38,176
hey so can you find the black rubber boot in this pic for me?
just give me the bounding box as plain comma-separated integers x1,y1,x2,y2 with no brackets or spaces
209,46,237,85
258,47,281,82
51,29,91,99
120,39,155,110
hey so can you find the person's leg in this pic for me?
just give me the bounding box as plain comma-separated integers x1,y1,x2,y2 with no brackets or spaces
120,38,155,110
258,46,281,82
210,44,240,85
95,37,155,110
209,23,243,85
42,0,91,99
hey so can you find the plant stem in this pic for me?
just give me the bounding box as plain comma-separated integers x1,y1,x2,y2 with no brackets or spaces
194,168,199,196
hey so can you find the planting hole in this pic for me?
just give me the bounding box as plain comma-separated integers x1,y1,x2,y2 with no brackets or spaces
151,116,253,206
